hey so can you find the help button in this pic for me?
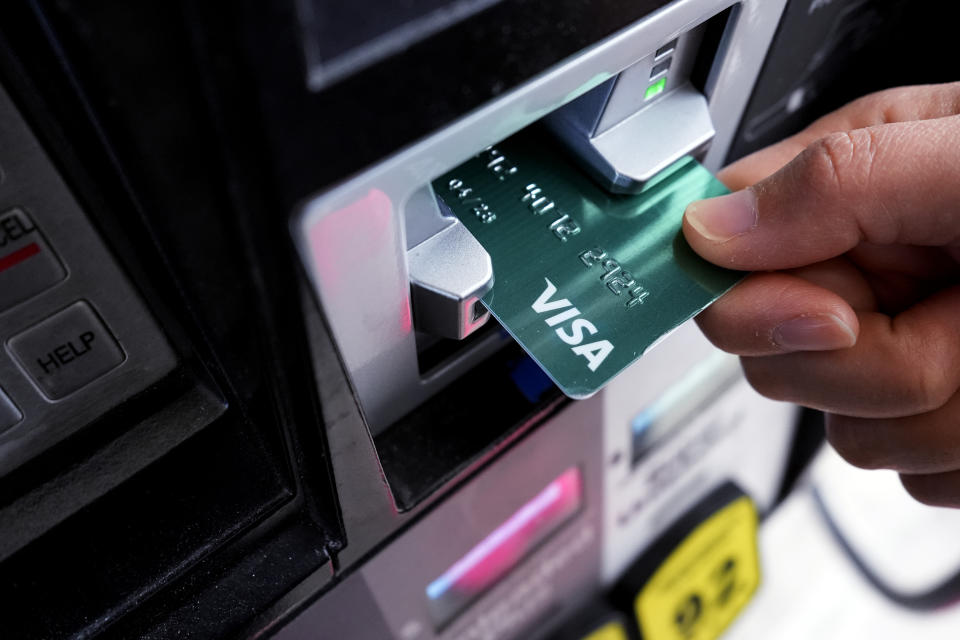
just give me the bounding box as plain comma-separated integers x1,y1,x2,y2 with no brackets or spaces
8,301,125,400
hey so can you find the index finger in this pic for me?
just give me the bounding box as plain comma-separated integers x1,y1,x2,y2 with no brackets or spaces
684,115,960,271
718,82,960,190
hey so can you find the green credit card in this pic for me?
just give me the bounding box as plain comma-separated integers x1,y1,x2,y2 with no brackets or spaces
433,130,744,398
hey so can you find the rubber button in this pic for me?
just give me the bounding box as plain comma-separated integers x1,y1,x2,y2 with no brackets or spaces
0,208,66,312
8,301,125,400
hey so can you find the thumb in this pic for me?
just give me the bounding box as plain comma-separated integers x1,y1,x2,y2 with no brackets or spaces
683,116,960,270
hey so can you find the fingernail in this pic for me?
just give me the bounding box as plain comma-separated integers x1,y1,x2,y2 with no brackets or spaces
773,314,857,352
685,189,758,242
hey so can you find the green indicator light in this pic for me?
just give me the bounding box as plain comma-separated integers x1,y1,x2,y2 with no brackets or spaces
645,77,667,100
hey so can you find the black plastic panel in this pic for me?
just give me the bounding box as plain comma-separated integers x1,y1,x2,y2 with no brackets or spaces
236,0,676,208
378,341,566,510
1,418,289,639
299,0,505,88
726,0,957,163
0,1,341,637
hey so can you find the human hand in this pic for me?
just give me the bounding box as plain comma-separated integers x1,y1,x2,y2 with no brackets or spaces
682,82,960,507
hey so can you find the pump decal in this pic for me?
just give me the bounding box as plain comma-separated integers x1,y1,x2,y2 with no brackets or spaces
634,495,760,640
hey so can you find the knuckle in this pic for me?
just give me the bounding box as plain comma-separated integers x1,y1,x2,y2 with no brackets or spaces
805,132,856,191
824,415,884,470
806,129,898,244
873,82,960,119
902,361,954,414
845,84,958,122
806,130,882,194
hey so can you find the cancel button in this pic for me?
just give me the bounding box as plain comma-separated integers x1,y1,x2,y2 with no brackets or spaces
8,301,125,400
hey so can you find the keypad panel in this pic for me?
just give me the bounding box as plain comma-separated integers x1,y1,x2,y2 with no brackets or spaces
0,82,177,476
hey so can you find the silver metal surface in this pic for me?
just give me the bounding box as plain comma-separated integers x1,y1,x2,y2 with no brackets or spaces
408,217,492,340
300,285,407,563
0,82,178,476
702,0,785,168
591,83,716,192
546,18,714,193
595,22,706,134
404,183,456,250
294,0,789,433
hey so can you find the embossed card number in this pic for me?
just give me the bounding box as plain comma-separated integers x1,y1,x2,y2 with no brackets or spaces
433,129,744,398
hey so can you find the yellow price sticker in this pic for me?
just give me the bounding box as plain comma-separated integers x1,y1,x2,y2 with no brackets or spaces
582,620,630,640
634,495,760,640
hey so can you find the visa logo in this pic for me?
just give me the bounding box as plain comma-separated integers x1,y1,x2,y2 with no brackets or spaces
532,278,614,372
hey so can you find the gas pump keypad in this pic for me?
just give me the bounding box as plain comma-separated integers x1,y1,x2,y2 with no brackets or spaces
0,208,66,311
0,81,177,477
9,302,125,400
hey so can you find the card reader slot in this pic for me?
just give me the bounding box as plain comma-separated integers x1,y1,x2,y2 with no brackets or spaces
415,319,507,376
391,7,739,485
544,7,735,193
298,0,785,512
376,342,564,511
